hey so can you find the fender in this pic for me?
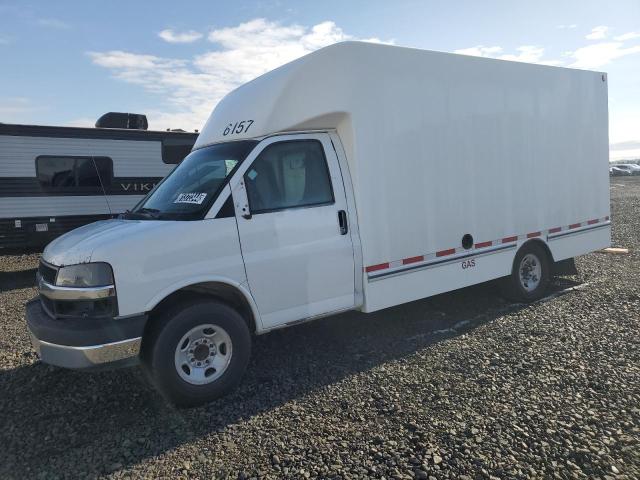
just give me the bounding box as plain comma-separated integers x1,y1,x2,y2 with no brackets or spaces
510,237,553,273
144,275,264,333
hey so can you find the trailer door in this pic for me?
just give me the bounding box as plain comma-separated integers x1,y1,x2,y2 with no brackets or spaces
231,133,355,330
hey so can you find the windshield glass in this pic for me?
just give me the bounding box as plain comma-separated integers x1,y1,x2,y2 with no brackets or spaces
128,140,258,220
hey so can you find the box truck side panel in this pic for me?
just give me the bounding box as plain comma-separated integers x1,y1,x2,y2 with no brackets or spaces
196,41,610,313
364,246,517,312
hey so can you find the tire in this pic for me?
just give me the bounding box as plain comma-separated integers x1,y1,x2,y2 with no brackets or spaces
501,242,551,303
142,299,251,408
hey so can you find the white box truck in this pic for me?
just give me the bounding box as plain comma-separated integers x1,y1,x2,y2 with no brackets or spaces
26,42,610,406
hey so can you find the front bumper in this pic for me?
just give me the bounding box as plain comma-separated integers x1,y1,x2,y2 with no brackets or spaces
26,299,147,369
29,333,142,369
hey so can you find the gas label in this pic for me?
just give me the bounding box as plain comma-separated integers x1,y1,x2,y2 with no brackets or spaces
461,259,476,269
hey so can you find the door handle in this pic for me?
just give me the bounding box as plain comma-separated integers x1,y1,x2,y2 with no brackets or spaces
338,210,348,235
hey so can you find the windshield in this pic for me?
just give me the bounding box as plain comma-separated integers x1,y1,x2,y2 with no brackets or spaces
128,140,258,220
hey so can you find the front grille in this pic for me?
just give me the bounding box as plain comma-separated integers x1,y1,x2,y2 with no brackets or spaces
38,260,58,285
40,293,117,319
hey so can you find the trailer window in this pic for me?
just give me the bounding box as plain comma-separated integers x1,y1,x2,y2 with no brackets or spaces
244,140,334,214
36,156,113,189
163,138,195,164
75,158,112,186
36,157,75,187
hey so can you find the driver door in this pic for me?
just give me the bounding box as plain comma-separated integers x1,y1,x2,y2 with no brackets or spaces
230,133,355,330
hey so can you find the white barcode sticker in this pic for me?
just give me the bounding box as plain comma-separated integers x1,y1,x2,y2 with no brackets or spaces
36,223,48,232
174,193,207,205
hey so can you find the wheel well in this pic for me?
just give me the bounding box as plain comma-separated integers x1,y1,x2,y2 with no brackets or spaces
517,238,555,266
148,282,256,334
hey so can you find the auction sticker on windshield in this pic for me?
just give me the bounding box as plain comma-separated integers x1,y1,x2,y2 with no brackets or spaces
174,193,207,204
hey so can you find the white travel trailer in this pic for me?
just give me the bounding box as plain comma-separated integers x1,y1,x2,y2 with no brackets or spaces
0,113,196,248
26,42,610,406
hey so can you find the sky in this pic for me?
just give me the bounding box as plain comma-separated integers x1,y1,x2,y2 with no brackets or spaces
1,0,639,161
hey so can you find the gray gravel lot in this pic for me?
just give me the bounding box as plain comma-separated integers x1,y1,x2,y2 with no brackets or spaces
0,178,638,480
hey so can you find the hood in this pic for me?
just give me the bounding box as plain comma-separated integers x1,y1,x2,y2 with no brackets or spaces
43,219,170,266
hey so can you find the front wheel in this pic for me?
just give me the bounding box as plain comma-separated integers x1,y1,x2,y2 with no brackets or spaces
142,300,251,407
501,242,551,302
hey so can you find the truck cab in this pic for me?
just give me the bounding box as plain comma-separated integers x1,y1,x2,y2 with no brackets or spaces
27,131,360,406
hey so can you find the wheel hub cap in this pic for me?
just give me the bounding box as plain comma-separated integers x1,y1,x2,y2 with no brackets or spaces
174,324,233,385
193,344,210,361
519,253,542,292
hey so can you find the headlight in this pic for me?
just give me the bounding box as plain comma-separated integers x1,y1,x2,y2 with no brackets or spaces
56,263,114,287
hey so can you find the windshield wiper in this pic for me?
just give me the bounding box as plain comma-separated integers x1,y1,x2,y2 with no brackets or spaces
130,207,162,219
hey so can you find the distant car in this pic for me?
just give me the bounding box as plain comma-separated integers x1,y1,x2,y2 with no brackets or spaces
622,163,640,174
610,165,635,176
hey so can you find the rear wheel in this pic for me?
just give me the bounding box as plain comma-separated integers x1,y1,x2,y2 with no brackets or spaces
501,242,551,302
142,299,251,407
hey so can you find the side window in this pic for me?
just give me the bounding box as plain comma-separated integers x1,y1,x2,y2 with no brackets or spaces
36,157,75,187
75,158,112,186
36,156,113,189
93,157,113,186
244,140,334,214
162,138,195,164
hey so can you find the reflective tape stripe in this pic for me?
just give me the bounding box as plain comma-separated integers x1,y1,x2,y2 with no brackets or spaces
365,263,389,273
364,217,610,274
402,255,424,265
475,241,493,248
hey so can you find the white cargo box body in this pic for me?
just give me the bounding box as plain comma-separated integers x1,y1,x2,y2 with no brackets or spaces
196,41,610,312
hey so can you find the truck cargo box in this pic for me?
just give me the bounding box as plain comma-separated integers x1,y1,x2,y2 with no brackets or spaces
196,41,610,311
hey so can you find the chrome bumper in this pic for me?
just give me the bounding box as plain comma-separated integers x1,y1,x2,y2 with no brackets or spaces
29,331,141,369
38,277,115,301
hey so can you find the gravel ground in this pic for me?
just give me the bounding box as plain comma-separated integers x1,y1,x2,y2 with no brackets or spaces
0,178,638,480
